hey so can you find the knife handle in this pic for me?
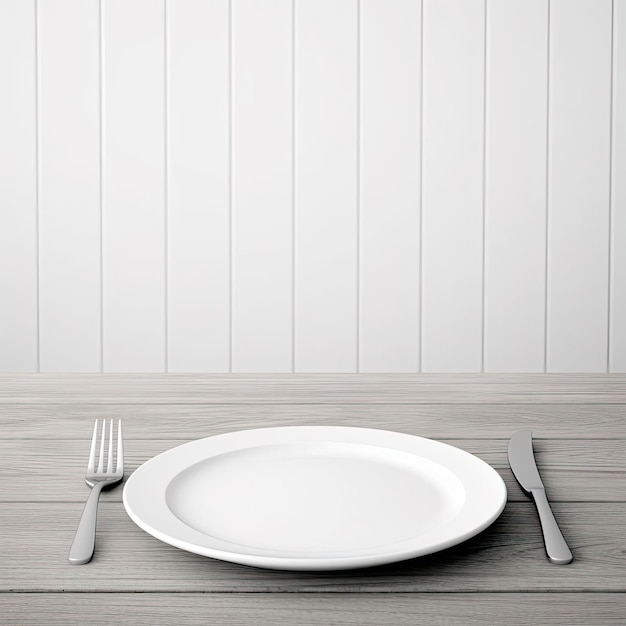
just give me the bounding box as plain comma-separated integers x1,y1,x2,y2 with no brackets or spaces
531,488,573,565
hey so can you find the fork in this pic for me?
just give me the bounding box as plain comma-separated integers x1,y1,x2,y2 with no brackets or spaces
69,419,124,565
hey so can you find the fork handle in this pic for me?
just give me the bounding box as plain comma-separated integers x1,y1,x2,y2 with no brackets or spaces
69,482,105,565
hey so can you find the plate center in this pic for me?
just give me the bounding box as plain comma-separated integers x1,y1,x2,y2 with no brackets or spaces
165,442,465,555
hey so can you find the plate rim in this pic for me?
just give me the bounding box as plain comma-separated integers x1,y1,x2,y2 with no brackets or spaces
123,425,507,570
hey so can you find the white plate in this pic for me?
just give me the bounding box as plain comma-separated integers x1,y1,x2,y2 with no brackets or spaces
123,426,506,570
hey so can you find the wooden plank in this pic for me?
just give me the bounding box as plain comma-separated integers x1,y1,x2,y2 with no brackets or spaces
359,0,421,372
1,502,623,591
1,438,622,503
0,0,38,372
484,0,548,372
1,401,625,439
102,0,166,372
295,0,358,372
547,0,612,372
167,0,230,373
2,374,626,404
37,0,100,372
611,0,626,372
421,0,485,372
2,593,624,626
232,0,293,372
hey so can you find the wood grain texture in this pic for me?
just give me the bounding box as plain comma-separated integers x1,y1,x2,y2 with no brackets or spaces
1,401,625,439
1,502,624,592
2,593,625,626
1,438,623,503
1,374,624,622
2,374,626,403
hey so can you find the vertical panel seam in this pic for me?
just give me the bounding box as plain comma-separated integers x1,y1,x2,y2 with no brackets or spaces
544,0,551,374
164,0,169,373
34,0,41,373
608,0,616,373
292,0,296,373
418,0,424,373
481,0,488,373
356,0,361,374
228,0,233,374
99,0,104,373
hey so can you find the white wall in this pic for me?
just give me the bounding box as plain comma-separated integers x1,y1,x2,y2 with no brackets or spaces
0,0,624,373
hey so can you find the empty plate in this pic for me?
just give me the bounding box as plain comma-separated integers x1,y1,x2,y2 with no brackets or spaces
123,426,506,570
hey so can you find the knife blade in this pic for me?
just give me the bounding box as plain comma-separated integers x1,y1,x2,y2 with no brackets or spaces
507,430,573,564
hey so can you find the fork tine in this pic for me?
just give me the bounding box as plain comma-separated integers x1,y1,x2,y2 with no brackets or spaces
107,418,114,473
87,420,99,472
117,419,124,474
97,419,106,473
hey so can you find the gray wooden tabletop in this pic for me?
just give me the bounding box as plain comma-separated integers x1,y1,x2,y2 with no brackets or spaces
1,374,625,625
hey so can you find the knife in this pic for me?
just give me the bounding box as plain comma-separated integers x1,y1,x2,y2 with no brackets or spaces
507,430,573,564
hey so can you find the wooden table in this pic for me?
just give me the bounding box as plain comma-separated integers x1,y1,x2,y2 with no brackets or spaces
1,374,625,624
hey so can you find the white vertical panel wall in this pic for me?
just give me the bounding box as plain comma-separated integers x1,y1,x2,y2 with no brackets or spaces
484,0,548,372
295,0,358,372
359,0,421,373
0,0,38,372
102,0,166,372
547,0,612,372
0,0,624,373
167,0,230,372
232,0,293,372
38,0,101,372
611,0,626,372
421,0,485,372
